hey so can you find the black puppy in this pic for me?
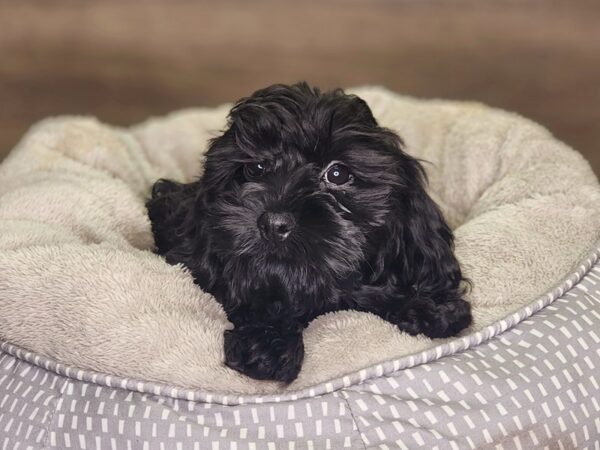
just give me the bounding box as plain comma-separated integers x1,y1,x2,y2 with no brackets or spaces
147,83,471,382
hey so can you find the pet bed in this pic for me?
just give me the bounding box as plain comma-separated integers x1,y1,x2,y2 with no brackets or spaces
1,87,599,449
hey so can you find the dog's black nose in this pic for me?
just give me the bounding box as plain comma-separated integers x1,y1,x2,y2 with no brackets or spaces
257,212,295,240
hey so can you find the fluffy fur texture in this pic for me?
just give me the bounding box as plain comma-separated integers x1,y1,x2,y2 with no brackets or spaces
0,87,598,395
147,83,471,382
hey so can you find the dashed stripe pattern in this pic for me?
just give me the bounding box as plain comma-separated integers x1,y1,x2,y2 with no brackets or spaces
1,252,600,448
343,269,600,449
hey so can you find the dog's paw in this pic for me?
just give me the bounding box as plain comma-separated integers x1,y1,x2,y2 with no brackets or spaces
392,297,472,339
224,324,304,383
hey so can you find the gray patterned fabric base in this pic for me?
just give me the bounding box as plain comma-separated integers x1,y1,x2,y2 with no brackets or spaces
1,248,600,449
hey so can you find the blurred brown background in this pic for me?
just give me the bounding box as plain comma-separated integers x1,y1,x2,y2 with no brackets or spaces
1,0,598,174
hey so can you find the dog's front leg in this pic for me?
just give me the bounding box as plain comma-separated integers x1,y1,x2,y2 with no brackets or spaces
223,311,305,383
382,294,471,339
351,287,471,339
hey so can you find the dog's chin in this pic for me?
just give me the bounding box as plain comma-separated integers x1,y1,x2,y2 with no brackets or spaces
252,238,314,266
236,235,353,275
254,242,294,261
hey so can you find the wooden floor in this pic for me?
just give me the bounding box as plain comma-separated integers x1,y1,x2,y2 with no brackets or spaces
1,0,598,174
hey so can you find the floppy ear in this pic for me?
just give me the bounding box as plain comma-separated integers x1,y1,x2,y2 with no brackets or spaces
399,179,465,303
358,148,471,336
353,146,471,337
147,179,221,292
146,179,200,255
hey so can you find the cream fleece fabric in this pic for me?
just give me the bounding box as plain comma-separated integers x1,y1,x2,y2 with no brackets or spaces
0,87,599,395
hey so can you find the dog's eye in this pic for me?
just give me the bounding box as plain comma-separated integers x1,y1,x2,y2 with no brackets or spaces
244,162,266,180
324,164,352,185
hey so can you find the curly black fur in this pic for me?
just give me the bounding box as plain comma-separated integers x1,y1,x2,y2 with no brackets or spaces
147,82,471,382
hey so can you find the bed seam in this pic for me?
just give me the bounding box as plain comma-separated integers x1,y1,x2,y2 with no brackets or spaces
42,377,69,450
339,389,368,450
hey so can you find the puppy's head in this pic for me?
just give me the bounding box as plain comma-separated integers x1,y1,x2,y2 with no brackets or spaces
174,83,461,310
